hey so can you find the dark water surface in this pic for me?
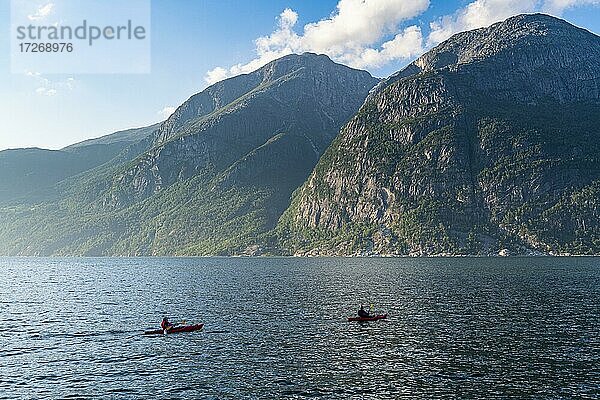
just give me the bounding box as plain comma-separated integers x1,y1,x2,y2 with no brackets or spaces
0,257,598,399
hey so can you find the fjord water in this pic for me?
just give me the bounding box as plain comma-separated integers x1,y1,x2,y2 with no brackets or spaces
1,257,598,399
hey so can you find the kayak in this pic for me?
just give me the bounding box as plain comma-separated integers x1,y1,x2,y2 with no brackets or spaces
347,314,387,322
144,323,204,335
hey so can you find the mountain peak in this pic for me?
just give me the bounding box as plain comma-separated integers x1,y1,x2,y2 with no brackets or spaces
269,52,332,64
422,13,598,70
494,13,581,31
372,13,600,99
257,52,368,83
255,52,336,83
157,52,376,144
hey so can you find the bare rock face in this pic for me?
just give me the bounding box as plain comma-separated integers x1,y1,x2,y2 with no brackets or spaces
280,14,600,256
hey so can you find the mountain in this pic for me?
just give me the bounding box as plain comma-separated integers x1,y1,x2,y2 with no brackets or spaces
0,53,377,255
106,53,377,207
65,124,160,149
0,124,159,204
0,148,91,203
4,15,598,257
279,14,600,256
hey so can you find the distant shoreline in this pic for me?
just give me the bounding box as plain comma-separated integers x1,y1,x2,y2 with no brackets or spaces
1,254,599,259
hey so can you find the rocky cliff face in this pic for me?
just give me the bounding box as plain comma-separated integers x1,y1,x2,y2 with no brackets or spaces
280,14,600,256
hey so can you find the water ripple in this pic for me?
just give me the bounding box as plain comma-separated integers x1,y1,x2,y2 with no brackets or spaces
0,257,598,399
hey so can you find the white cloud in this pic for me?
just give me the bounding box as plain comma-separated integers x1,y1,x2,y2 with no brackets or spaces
342,26,425,69
36,87,57,96
28,2,54,21
427,0,600,46
157,106,176,119
428,0,539,46
65,77,75,90
542,0,600,14
204,0,429,84
27,71,76,96
204,67,229,84
205,8,300,84
301,0,429,55
204,0,600,84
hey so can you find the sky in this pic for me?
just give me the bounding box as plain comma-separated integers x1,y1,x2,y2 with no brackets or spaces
0,0,599,151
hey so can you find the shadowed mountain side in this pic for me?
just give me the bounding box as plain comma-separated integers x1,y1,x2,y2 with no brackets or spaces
0,123,159,204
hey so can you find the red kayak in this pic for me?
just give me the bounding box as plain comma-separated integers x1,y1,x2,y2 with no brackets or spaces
347,314,387,322
144,323,204,335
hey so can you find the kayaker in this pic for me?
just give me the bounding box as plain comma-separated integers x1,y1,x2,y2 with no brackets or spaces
161,317,174,331
358,304,370,318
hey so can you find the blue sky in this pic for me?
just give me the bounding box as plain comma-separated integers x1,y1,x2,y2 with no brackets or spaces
0,0,599,151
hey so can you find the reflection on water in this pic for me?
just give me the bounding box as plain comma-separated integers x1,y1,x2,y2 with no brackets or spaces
0,257,598,398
